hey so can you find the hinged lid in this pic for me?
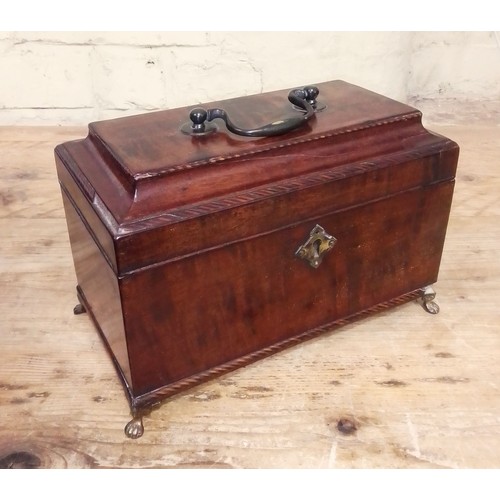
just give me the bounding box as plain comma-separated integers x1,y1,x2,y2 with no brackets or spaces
56,80,458,274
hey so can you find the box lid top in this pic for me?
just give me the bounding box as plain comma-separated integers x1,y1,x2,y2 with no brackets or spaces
88,80,420,183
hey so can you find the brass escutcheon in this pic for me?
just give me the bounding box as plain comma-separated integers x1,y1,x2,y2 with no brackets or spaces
295,224,337,268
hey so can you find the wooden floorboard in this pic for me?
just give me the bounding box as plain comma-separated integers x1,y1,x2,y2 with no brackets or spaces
1,123,499,468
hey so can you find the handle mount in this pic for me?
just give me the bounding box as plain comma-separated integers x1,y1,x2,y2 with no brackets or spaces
181,85,324,138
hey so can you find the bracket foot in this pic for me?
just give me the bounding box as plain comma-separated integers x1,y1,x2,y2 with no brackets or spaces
419,286,440,314
125,414,144,439
73,303,86,315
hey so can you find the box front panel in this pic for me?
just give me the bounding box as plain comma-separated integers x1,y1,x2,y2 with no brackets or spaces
121,180,454,397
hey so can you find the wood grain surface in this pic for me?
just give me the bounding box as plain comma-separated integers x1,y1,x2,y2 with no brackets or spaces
0,123,499,468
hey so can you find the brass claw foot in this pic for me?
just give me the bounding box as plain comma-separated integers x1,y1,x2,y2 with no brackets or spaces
419,286,440,314
73,303,86,315
125,415,144,439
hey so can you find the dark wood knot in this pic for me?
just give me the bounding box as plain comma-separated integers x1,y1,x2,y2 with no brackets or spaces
337,418,358,435
0,451,42,469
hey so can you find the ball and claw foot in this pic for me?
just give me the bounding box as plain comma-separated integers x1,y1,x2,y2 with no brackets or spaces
125,415,144,439
73,303,86,315
419,286,440,314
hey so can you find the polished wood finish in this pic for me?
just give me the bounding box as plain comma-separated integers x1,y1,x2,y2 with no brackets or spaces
121,182,454,400
54,81,458,423
3,123,499,467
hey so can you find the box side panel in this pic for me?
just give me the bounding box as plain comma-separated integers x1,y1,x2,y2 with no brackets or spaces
122,180,454,398
56,150,118,272
61,190,132,388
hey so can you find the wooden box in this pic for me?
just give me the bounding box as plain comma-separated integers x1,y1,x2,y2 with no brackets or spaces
55,80,459,438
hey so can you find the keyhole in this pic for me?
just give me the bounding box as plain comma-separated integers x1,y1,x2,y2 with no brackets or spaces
295,224,336,269
313,238,322,256
311,238,322,267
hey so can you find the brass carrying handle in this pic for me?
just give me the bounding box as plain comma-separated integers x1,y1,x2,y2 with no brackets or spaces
181,85,324,137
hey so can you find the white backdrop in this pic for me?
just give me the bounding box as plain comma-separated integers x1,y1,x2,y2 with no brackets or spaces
0,32,498,124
